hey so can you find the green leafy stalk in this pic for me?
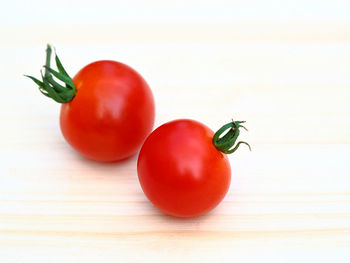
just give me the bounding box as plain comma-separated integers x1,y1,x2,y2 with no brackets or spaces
213,120,251,154
25,44,76,103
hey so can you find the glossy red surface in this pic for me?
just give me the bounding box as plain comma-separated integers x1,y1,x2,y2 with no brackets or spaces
137,119,231,217
60,60,155,162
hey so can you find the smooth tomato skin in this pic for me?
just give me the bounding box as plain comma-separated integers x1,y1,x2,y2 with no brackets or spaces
137,119,231,217
60,60,155,162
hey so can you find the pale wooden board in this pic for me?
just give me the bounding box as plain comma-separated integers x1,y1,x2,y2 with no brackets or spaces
1,0,350,262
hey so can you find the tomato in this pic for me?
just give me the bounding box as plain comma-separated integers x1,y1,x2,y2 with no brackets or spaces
60,60,155,161
26,45,155,162
137,119,232,217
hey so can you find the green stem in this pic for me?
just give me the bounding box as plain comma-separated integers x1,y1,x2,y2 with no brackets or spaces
24,44,76,103
45,45,52,78
213,120,251,154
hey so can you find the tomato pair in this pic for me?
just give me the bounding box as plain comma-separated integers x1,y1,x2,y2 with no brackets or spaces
27,45,250,217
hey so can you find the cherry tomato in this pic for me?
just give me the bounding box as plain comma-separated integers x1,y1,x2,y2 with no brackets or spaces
137,119,231,217
60,60,155,161
26,45,155,162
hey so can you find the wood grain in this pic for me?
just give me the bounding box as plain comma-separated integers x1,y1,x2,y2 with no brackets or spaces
1,0,350,262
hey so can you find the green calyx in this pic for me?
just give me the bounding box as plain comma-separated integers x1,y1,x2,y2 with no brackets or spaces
25,44,76,103
213,120,251,154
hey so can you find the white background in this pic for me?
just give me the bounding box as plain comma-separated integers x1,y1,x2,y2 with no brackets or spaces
0,0,350,262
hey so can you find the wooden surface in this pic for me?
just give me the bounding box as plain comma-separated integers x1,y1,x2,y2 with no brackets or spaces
1,1,350,262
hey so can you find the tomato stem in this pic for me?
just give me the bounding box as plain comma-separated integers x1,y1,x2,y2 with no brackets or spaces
24,44,77,103
44,44,52,78
213,120,251,154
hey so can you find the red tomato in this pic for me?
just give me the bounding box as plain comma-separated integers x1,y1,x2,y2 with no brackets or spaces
137,119,231,217
26,45,155,162
60,60,155,162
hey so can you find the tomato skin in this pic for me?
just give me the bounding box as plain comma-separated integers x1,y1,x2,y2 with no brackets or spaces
137,119,231,217
60,60,155,162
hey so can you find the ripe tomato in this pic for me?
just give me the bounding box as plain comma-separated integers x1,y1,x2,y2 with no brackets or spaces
137,119,231,217
26,45,155,162
60,60,155,161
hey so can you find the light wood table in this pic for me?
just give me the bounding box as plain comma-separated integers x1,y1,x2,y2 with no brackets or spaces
1,1,350,262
